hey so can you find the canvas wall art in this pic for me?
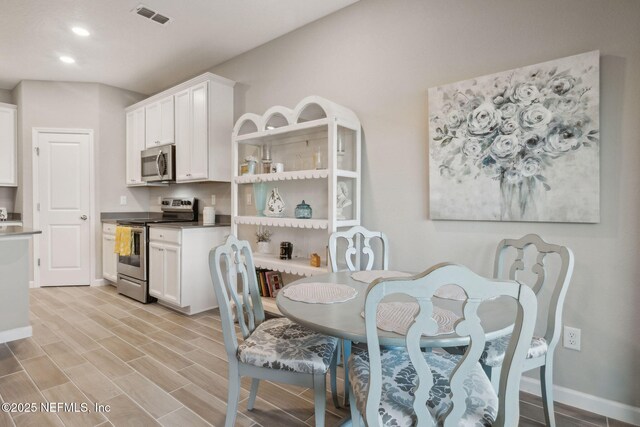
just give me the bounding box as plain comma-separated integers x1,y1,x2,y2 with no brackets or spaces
428,51,600,222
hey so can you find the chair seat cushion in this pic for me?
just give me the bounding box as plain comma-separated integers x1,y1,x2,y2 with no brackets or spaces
481,335,548,367
348,348,497,426
237,317,338,374
448,335,548,368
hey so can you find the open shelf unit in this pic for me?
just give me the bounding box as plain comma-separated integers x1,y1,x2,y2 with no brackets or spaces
231,96,362,314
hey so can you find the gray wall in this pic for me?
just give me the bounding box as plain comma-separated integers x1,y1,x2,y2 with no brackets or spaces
0,89,12,104
212,0,640,407
13,81,147,281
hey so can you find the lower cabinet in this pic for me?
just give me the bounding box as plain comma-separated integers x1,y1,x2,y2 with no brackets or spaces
148,226,229,315
102,223,118,283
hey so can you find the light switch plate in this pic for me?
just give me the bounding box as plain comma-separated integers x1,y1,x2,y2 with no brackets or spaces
120,196,127,206
211,195,216,205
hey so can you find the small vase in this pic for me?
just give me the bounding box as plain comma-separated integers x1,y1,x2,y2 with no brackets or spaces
253,183,268,217
500,177,542,221
257,241,270,254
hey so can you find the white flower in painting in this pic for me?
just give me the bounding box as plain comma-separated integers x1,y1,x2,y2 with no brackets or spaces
467,103,501,136
510,83,540,105
483,162,503,178
519,104,552,131
555,96,579,113
461,138,484,159
546,123,583,153
490,134,521,161
518,157,541,177
446,110,465,129
499,119,519,135
548,75,576,95
499,102,519,119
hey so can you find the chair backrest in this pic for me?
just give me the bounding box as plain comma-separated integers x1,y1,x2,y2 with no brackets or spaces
363,263,537,426
493,234,574,349
209,235,265,361
328,225,389,272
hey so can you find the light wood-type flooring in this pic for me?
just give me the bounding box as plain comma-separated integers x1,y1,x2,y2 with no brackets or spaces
0,285,632,427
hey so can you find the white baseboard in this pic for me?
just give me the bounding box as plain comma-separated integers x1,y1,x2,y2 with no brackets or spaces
28,281,37,288
0,326,32,343
521,376,640,425
91,279,111,286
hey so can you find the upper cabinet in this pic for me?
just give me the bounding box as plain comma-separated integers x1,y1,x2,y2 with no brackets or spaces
125,72,235,187
126,107,146,186
0,103,17,187
145,95,174,148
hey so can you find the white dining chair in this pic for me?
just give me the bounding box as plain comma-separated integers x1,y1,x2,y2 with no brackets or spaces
209,235,340,427
348,263,538,426
328,225,389,272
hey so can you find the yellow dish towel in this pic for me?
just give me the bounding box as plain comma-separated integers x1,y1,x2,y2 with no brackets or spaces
114,226,133,256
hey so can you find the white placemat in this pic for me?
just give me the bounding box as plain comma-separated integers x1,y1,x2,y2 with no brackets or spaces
283,282,358,304
351,270,412,283
361,302,460,336
433,284,467,301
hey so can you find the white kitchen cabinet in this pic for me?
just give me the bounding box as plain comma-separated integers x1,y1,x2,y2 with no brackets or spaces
0,103,17,186
175,82,209,182
126,107,146,186
102,223,118,283
125,72,234,186
148,225,230,315
145,95,174,148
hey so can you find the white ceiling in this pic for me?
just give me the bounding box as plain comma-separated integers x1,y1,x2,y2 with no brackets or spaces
0,0,358,95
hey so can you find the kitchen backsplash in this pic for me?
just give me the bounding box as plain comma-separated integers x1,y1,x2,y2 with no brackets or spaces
148,182,231,214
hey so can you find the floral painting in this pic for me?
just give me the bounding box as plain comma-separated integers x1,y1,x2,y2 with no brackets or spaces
428,51,599,222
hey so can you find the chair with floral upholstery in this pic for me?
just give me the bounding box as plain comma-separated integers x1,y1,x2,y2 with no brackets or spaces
348,263,537,427
476,234,574,427
209,235,340,427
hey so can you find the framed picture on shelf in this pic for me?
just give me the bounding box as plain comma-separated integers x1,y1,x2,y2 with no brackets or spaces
265,271,283,297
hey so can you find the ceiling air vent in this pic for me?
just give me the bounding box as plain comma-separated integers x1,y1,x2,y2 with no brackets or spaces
132,4,172,25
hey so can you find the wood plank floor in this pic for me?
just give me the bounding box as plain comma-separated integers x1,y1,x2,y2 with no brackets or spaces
0,285,631,427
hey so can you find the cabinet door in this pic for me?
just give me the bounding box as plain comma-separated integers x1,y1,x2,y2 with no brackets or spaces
102,233,117,282
0,106,17,186
148,242,165,298
145,103,161,148
162,244,181,305
174,89,191,181
159,96,175,145
189,82,209,180
126,108,145,185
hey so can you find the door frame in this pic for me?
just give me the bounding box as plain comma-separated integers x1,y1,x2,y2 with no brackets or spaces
31,128,97,288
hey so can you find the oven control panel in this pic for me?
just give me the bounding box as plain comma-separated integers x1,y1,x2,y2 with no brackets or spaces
160,197,196,211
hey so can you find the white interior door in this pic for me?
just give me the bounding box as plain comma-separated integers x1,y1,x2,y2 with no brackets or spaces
38,131,92,286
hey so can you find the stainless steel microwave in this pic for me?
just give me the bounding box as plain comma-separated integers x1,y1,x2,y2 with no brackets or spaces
141,144,176,183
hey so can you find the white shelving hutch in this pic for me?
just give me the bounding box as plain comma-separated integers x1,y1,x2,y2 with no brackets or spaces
232,96,362,311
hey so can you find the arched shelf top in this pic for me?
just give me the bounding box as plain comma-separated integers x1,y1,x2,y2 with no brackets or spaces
233,114,262,136
233,96,360,140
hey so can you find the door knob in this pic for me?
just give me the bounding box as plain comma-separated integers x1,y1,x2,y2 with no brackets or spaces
80,215,88,220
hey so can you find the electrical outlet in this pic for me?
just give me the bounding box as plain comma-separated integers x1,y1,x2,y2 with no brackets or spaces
120,196,127,206
563,326,581,351
246,193,252,205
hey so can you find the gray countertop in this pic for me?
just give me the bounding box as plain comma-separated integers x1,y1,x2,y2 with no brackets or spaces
0,226,42,238
149,221,231,229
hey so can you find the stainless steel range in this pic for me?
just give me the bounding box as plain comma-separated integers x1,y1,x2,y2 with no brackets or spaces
116,197,198,303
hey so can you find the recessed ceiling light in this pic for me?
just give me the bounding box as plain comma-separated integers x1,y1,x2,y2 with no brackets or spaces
59,56,75,64
71,27,90,37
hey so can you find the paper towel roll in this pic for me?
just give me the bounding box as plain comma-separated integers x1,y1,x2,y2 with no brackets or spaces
203,207,216,225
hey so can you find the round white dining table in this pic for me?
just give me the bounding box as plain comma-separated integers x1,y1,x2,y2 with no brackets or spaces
276,271,517,348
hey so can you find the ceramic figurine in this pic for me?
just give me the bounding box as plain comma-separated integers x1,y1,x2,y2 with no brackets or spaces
264,187,285,217
336,181,352,220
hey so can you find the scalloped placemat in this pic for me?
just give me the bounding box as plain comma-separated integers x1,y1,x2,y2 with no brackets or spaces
282,282,357,304
361,302,460,336
350,270,412,283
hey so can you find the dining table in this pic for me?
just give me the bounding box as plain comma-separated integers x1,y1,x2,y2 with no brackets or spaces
275,270,518,418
